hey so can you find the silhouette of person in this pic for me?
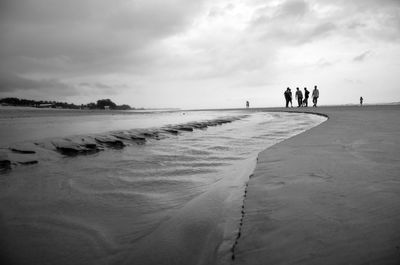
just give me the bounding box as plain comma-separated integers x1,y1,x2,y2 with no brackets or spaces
246,101,249,108
295,87,303,107
360,97,363,106
312,85,319,107
284,88,291,108
303,87,309,107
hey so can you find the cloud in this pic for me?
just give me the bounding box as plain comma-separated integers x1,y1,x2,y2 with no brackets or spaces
249,0,400,48
77,82,128,96
1,0,400,108
314,0,400,41
276,0,309,18
79,82,113,90
249,1,338,45
353,51,371,62
0,72,77,96
316,58,333,68
0,0,207,76
311,22,336,38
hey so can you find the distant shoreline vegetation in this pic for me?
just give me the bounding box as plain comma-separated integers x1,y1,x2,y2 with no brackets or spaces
0,97,135,110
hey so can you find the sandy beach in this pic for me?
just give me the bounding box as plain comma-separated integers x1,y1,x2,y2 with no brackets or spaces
0,109,325,265
234,105,400,264
1,105,399,264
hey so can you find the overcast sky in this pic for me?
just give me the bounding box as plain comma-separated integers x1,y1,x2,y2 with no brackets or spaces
1,0,399,109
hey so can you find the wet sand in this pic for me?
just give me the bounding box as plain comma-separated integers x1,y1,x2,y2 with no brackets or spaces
234,105,400,265
0,109,325,265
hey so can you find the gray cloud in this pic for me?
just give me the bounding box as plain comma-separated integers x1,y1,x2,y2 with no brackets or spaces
79,82,113,90
316,58,334,68
0,72,77,96
1,0,399,107
346,21,366,30
353,51,371,62
77,82,127,96
250,0,337,45
276,0,309,18
0,0,207,77
310,22,336,39
250,0,400,46
208,4,234,18
316,0,400,40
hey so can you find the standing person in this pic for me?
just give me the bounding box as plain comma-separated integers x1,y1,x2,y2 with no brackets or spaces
295,87,303,107
312,85,319,107
303,87,310,107
284,88,291,108
360,97,363,106
289,88,293,107
246,101,249,108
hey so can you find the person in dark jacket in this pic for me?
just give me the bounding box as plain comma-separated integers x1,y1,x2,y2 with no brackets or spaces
303,87,310,107
295,87,303,107
284,88,291,108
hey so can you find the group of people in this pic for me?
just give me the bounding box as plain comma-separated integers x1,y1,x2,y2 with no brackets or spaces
244,87,363,108
284,85,319,108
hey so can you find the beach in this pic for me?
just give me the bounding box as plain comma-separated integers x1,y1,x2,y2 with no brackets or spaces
0,107,325,265
0,105,399,264
234,105,400,264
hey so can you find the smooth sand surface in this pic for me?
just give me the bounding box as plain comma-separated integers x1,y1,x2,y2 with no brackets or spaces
234,105,400,265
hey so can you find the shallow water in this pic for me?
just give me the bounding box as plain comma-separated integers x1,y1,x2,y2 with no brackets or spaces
0,109,326,265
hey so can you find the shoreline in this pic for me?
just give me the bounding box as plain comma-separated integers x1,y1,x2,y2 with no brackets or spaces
0,105,182,118
233,105,400,264
0,110,326,265
228,109,330,263
116,111,327,265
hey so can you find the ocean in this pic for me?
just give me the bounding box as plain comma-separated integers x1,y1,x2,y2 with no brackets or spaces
0,108,326,265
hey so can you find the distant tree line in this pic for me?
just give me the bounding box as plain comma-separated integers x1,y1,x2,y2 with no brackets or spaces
0,97,133,110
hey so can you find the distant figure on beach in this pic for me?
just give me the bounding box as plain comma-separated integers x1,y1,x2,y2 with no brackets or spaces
312,86,319,107
246,101,249,108
360,97,363,106
288,88,293,107
303,87,309,107
295,87,303,107
284,88,292,108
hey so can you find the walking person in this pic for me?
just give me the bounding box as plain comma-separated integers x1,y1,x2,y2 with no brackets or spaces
288,88,293,107
284,88,291,108
303,87,309,107
295,87,303,107
312,85,319,107
360,97,363,106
